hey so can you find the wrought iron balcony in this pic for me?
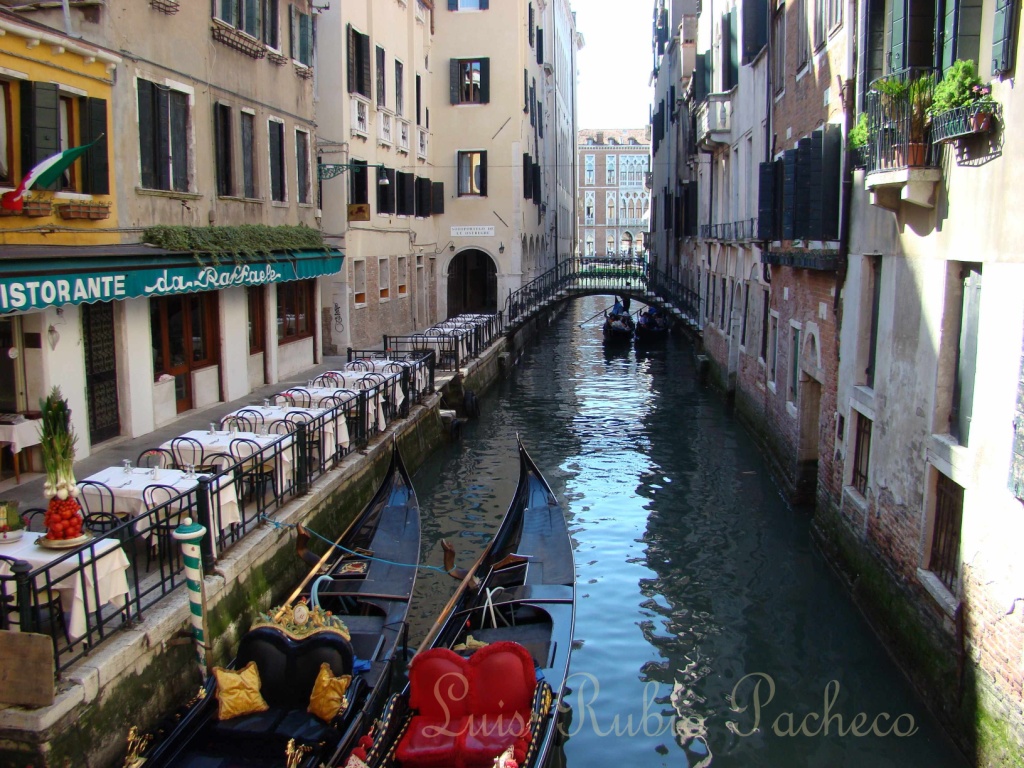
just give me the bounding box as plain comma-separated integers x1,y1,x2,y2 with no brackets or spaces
697,218,757,241
695,92,732,149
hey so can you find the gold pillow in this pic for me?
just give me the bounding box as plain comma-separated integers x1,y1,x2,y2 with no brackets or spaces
307,662,352,722
213,661,270,721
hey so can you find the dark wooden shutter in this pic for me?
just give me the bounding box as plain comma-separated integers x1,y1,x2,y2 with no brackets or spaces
742,0,768,63
532,161,541,204
154,87,171,190
479,0,488,8
538,103,543,137
729,9,739,87
479,151,488,196
416,74,422,125
416,176,432,216
80,97,109,195
757,161,776,240
350,159,368,205
530,80,536,126
360,32,371,96
377,166,394,213
523,152,532,198
20,81,59,187
448,0,457,9
480,58,490,103
781,149,796,240
137,80,156,189
805,132,824,240
992,0,1018,74
537,28,544,65
300,12,312,66
264,0,279,48
821,124,842,240
890,0,907,71
401,171,415,214
524,69,529,112
694,52,708,102
432,181,445,213
347,25,357,92
794,137,811,239
450,59,460,104
269,121,284,201
721,13,733,89
529,3,534,44
290,4,298,61
214,104,231,197
170,90,188,192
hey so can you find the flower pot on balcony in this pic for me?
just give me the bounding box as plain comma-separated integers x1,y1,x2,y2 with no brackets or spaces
907,142,928,167
55,202,111,220
971,111,992,133
22,199,52,217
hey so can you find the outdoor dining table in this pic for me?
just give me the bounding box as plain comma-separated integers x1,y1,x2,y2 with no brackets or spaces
80,466,241,546
343,359,430,400
223,404,349,452
292,387,384,432
325,370,405,415
0,418,41,483
159,429,295,491
0,530,130,639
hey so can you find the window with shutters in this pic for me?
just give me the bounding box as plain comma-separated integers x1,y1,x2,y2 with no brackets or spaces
452,0,484,8
379,258,391,300
295,129,310,204
348,26,371,98
137,78,190,193
215,104,233,197
268,119,286,202
376,47,387,108
396,171,415,215
264,0,280,49
450,59,489,104
415,176,432,217
992,0,1017,74
376,166,396,214
398,256,408,296
0,81,10,183
353,260,367,305
241,111,256,198
277,279,315,342
349,159,368,205
796,0,810,68
415,74,422,125
772,8,786,93
57,96,75,191
291,7,313,67
216,0,261,38
395,60,405,116
457,150,486,195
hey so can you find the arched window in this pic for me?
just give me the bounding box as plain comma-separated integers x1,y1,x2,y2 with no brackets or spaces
606,233,615,254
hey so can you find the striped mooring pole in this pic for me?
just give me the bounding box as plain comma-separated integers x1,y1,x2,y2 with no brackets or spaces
172,517,210,680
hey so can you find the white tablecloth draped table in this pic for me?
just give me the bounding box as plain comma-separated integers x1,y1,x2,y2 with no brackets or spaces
80,466,241,546
295,387,381,432
223,404,349,452
324,371,404,419
160,430,295,493
344,358,431,397
0,531,130,639
0,419,41,454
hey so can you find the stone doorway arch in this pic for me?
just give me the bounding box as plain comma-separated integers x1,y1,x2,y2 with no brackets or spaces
446,249,498,317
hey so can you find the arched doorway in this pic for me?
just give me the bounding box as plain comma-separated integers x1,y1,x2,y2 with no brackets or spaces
446,249,497,316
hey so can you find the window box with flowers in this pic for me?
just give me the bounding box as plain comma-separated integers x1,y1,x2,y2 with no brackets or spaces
929,59,1000,143
55,201,112,220
5,197,54,218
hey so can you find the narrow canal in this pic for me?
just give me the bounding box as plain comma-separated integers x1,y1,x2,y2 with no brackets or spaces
409,295,967,767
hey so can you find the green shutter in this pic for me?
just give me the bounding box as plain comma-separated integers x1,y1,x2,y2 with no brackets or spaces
347,25,357,92
20,81,59,187
942,0,958,72
80,97,109,195
479,151,487,196
300,13,312,67
244,0,259,37
450,59,461,104
479,58,490,103
890,0,907,71
992,0,1018,74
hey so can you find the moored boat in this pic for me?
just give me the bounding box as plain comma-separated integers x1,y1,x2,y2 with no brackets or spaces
337,438,575,768
602,311,635,343
125,441,421,768
634,306,672,345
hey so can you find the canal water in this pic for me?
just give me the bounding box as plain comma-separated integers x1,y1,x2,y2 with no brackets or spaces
408,296,967,767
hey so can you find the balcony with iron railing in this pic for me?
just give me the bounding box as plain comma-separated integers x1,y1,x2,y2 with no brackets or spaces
351,97,370,138
397,119,411,153
378,110,393,147
863,66,942,209
417,129,429,159
698,218,758,241
695,91,732,149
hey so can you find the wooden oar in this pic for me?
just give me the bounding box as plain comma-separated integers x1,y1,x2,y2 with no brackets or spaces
578,303,614,327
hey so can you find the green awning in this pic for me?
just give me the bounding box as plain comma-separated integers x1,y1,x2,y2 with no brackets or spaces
0,247,343,313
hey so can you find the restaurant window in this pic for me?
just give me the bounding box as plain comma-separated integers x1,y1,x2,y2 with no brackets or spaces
138,78,190,192
277,279,315,343
379,257,391,300
296,129,310,204
353,260,367,305
215,103,234,197
150,292,220,410
241,111,256,198
247,285,265,354
457,150,486,196
398,256,408,296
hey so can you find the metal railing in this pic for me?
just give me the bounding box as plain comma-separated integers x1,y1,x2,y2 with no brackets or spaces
699,218,758,241
865,67,939,173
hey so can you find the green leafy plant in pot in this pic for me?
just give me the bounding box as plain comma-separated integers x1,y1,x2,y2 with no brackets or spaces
930,59,997,133
906,74,935,165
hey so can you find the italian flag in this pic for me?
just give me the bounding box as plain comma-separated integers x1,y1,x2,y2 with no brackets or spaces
0,137,104,212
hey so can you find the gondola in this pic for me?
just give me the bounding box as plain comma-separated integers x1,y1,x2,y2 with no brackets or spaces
126,441,421,768
602,311,635,343
338,438,575,768
634,308,672,346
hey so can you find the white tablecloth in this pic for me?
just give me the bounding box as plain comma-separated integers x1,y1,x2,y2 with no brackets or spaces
345,359,430,397
0,531,130,639
0,419,41,454
224,405,348,451
326,371,404,417
160,430,295,489
80,466,241,541
300,387,381,431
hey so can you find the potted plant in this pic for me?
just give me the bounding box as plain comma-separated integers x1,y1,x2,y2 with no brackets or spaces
906,73,934,165
847,112,869,167
870,76,908,167
929,59,998,139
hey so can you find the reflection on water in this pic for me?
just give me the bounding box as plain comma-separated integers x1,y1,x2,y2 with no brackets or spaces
410,297,967,767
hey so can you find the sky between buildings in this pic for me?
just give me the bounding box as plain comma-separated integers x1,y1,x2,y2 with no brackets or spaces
574,0,654,131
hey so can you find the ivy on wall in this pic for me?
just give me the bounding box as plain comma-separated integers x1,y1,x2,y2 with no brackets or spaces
142,225,328,263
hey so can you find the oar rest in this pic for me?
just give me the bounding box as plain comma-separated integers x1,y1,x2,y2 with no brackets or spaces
210,625,360,750
396,641,535,768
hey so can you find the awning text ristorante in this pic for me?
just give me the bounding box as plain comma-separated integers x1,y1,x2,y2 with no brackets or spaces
0,253,342,313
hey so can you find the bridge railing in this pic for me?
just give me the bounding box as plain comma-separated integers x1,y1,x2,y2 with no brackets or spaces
648,267,702,327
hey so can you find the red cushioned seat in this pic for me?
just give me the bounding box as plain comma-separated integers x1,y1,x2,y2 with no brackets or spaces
399,648,471,768
396,715,467,768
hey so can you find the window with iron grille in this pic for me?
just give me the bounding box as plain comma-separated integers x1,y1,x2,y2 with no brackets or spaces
851,412,872,495
929,471,964,593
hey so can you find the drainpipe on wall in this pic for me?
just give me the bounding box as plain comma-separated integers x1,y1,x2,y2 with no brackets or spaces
835,0,860,329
